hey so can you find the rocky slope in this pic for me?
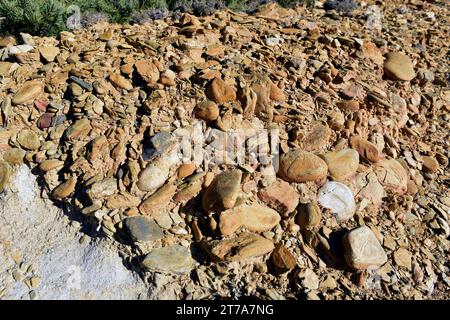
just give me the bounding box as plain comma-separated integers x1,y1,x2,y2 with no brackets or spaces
0,1,449,300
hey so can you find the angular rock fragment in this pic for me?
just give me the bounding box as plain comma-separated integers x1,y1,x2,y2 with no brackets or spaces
343,225,387,270
257,180,299,216
202,232,274,262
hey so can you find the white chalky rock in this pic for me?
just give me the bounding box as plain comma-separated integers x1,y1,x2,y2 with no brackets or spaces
317,181,356,222
343,225,388,270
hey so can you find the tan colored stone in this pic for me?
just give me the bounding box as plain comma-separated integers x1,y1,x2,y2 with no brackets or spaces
384,52,415,81
205,77,236,104
135,60,160,83
139,183,177,216
39,159,64,172
177,163,196,179
3,148,26,165
375,158,408,195
203,232,274,262
337,99,359,112
195,100,220,121
422,156,439,173
322,148,359,181
17,130,40,150
278,149,328,183
393,248,412,270
51,177,77,200
202,169,242,211
109,73,133,90
302,122,331,151
269,82,286,102
218,203,281,236
296,202,321,228
257,180,299,216
271,243,297,272
0,161,12,193
12,81,43,105
63,118,91,141
38,46,60,62
350,136,381,163
106,192,141,209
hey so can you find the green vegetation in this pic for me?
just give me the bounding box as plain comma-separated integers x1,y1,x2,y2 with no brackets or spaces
0,0,314,36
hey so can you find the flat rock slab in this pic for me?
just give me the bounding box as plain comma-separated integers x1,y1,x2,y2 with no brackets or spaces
202,232,274,262
141,245,196,275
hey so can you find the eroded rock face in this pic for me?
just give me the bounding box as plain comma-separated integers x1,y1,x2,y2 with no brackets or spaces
343,225,387,270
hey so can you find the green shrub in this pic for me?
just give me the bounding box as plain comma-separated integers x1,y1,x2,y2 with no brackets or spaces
0,0,67,36
0,0,317,37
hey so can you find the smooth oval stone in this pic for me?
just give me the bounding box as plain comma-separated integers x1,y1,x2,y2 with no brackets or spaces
3,148,26,165
37,113,53,129
141,245,196,275
109,73,133,90
124,216,164,242
317,181,356,223
17,129,40,150
63,118,91,140
0,161,12,193
278,149,328,183
202,169,242,212
135,60,160,83
51,177,77,200
39,159,64,172
12,81,43,105
384,52,415,81
350,136,381,163
322,148,359,181
137,162,170,192
195,100,220,121
219,203,281,236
